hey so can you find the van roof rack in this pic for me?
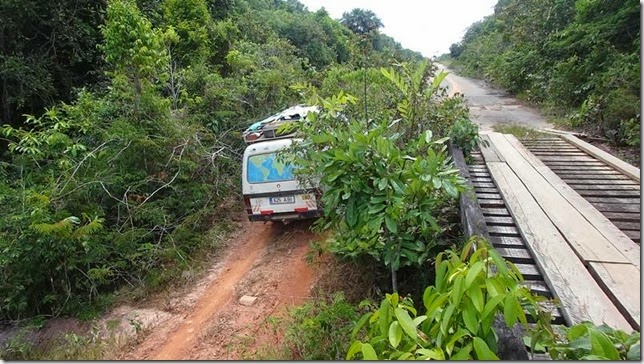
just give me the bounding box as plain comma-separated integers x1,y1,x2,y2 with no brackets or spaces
242,104,319,144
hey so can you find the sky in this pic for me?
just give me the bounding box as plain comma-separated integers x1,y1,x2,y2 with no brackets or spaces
297,0,498,58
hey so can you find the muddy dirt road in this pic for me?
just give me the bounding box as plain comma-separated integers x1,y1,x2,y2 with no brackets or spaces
115,218,322,360
437,63,553,132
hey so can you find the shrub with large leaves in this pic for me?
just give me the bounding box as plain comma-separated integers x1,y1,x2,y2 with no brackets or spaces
347,238,549,360
286,88,466,291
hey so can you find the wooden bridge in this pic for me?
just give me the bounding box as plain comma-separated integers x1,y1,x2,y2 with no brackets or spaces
453,131,640,333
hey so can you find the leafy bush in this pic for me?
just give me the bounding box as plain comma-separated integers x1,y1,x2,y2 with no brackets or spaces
529,320,640,360
347,237,550,360
451,0,640,146
287,82,466,291
280,293,363,360
448,118,483,157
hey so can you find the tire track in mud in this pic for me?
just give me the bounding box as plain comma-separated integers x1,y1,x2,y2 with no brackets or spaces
123,219,320,360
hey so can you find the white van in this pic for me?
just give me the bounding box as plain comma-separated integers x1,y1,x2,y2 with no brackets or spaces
241,138,322,222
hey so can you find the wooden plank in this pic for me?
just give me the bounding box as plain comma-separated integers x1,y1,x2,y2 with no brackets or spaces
602,212,641,221
487,162,631,330
592,202,640,213
589,262,640,330
563,179,639,185
472,182,496,188
484,216,515,226
611,221,641,230
488,133,637,267
479,134,505,162
537,156,597,162
481,208,511,216
561,134,640,182
474,187,500,193
556,174,631,180
471,177,494,183
531,152,589,156
523,280,553,298
623,230,640,242
489,235,525,248
494,247,533,264
548,165,615,171
568,184,640,191
546,163,607,167
576,190,640,198
488,225,521,236
527,146,580,150
477,199,505,207
513,263,543,280
477,193,503,199
551,170,623,175
584,197,640,204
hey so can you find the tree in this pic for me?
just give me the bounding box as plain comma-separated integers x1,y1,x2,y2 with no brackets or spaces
101,0,168,110
340,8,383,36
0,0,105,126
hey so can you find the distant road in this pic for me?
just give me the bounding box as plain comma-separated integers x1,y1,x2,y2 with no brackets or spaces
436,63,553,132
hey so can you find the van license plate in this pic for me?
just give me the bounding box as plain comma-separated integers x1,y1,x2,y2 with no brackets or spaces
270,196,295,205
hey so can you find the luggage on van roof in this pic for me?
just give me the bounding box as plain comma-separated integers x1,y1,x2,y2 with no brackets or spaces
242,104,319,144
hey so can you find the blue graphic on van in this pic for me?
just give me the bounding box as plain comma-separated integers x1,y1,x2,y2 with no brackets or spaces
247,153,295,183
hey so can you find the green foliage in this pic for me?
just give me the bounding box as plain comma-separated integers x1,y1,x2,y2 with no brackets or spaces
448,118,483,157
101,0,168,82
0,0,428,322
340,8,383,35
347,237,550,360
491,123,547,140
0,0,105,125
287,84,466,291
528,320,640,360
278,293,363,360
161,0,213,67
452,0,640,146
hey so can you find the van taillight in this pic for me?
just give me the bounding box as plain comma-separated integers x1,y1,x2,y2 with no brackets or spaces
243,196,252,214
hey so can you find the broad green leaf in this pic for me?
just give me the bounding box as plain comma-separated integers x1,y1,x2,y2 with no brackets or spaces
394,308,417,341
361,343,378,360
378,299,391,335
566,323,589,341
416,348,445,360
450,343,472,360
398,352,413,360
446,328,470,356
385,215,398,234
503,294,519,327
432,71,448,89
370,195,388,204
462,306,479,334
465,261,484,288
451,275,464,305
441,305,455,335
388,321,403,348
473,337,500,360
346,198,358,228
589,329,621,360
481,293,505,321
346,341,363,360
468,285,484,313
435,259,448,291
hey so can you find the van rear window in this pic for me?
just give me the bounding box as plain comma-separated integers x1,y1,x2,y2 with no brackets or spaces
247,152,295,184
